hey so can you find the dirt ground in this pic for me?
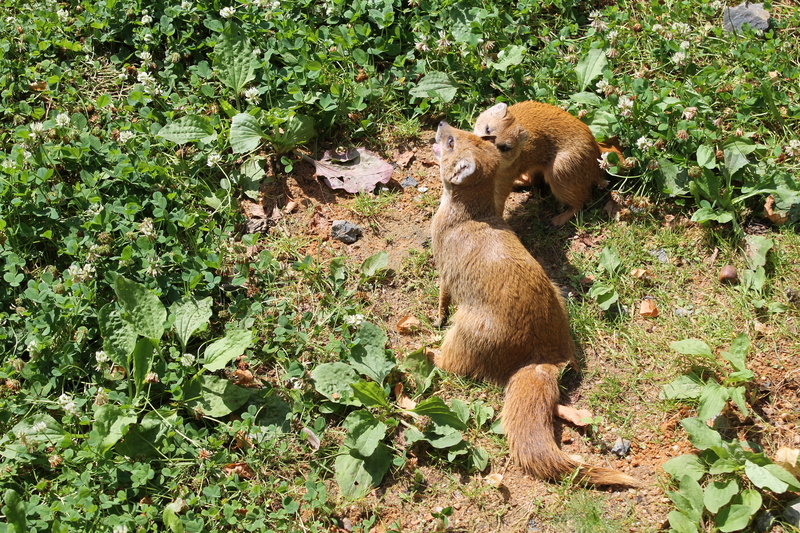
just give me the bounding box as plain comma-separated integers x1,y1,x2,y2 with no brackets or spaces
243,131,800,532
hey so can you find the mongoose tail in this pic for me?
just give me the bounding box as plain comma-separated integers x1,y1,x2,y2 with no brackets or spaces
503,363,639,487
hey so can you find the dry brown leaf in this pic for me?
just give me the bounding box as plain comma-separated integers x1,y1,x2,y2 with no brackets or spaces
394,150,416,169
308,209,330,236
302,427,321,451
393,382,417,409
284,200,298,213
774,447,800,477
639,299,660,318
484,473,504,487
631,268,654,280
765,195,789,226
557,405,594,426
222,462,255,479
397,315,421,334
232,369,255,387
30,80,47,91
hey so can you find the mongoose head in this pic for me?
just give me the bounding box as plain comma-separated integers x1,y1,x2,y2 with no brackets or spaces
433,121,500,190
473,103,529,170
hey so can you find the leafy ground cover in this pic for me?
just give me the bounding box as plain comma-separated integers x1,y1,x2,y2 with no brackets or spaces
1,0,800,532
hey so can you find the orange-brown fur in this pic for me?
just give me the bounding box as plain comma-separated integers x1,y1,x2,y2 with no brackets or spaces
474,101,622,226
430,121,637,486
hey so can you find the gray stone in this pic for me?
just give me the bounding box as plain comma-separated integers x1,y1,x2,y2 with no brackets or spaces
674,307,694,317
784,498,800,528
723,2,770,33
400,175,418,188
244,218,271,234
611,437,631,458
649,248,669,264
331,220,362,244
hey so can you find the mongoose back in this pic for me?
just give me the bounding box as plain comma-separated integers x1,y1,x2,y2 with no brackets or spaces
474,101,621,226
431,121,637,486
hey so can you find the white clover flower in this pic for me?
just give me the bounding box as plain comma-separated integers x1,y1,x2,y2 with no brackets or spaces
86,244,101,262
414,40,430,52
29,122,45,138
596,79,610,94
87,202,104,217
591,18,608,32
2,158,16,170
96,350,109,363
141,14,153,24
112,525,129,533
682,107,698,120
345,314,365,327
270,0,281,9
589,9,602,18
58,393,80,417
636,137,654,151
785,139,800,157
32,421,47,433
139,51,152,62
180,353,196,367
618,95,634,116
672,51,688,66
252,48,261,56
55,113,70,127
145,262,161,277
436,31,451,50
118,130,135,143
652,23,664,33
23,150,32,160
244,87,261,105
672,22,691,36
597,152,611,170
57,8,69,22
139,217,157,239
137,71,154,85
220,6,236,18
181,1,192,9
711,0,725,9
206,152,222,167
607,30,618,42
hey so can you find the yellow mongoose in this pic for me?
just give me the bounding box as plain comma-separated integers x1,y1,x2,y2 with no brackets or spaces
430,121,637,486
474,101,621,226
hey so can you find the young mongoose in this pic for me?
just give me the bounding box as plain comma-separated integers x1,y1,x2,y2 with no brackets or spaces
430,121,637,486
473,101,622,226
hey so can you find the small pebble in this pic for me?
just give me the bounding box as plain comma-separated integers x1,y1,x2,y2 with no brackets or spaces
400,175,418,188
611,437,632,458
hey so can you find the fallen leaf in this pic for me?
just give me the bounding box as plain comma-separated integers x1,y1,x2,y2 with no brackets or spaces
631,268,654,280
30,80,47,91
395,150,416,168
284,200,298,213
604,199,622,221
397,315,421,334
393,382,417,409
580,275,595,286
308,208,330,236
774,447,800,477
764,195,788,226
639,299,659,318
557,405,594,426
302,427,321,451
303,148,394,193
570,232,597,254
232,369,256,387
484,473,504,487
222,462,255,479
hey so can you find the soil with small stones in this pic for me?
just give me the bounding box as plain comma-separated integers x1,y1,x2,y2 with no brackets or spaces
243,131,800,533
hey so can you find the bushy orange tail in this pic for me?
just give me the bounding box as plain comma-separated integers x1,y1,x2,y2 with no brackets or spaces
503,363,638,487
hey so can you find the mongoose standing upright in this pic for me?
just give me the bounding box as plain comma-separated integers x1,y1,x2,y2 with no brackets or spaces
473,101,621,226
431,121,637,486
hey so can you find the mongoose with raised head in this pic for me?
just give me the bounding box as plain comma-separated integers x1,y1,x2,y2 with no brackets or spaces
430,121,637,486
473,101,622,226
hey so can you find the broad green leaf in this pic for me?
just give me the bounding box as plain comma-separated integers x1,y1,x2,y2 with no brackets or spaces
411,397,467,431
114,276,167,341
471,446,489,471
402,347,435,394
117,409,178,458
723,147,749,176
696,144,716,169
679,475,704,522
132,337,155,395
3,489,26,533
728,386,749,417
310,362,361,405
575,48,608,91
349,322,395,384
721,333,750,372
744,235,773,270
335,443,391,499
342,410,388,457
202,329,253,371
670,339,713,358
93,404,137,452
569,91,603,107
450,398,470,425
681,418,723,450
659,159,691,196
661,374,704,400
98,304,137,370
409,71,459,103
599,246,621,275
157,115,216,145
163,505,186,533
489,44,525,72
704,478,739,513
213,26,255,93
741,266,766,294
744,459,800,492
709,457,740,474
10,414,65,446
236,158,266,200
272,114,315,153
662,454,707,482
732,488,762,513
350,380,390,408
403,425,425,446
471,400,494,428
230,113,265,154
668,510,699,533
697,381,730,421
423,425,463,449
361,251,388,278
691,206,734,224
183,374,251,418
715,504,754,532
171,296,213,351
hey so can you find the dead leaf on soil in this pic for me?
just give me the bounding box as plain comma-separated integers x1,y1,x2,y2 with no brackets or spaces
303,148,394,193
394,150,416,169
604,198,622,221
557,405,594,426
232,369,258,388
393,382,417,410
308,208,330,236
570,232,597,254
222,462,255,479
397,315,421,334
639,299,660,318
302,427,321,451
484,473,504,487
764,195,789,226
631,268,654,281
774,447,800,477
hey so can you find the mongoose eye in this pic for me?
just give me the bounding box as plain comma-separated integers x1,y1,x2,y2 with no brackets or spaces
497,143,512,152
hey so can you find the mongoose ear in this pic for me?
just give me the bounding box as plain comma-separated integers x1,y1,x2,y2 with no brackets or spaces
450,157,476,185
514,125,530,144
488,102,508,117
